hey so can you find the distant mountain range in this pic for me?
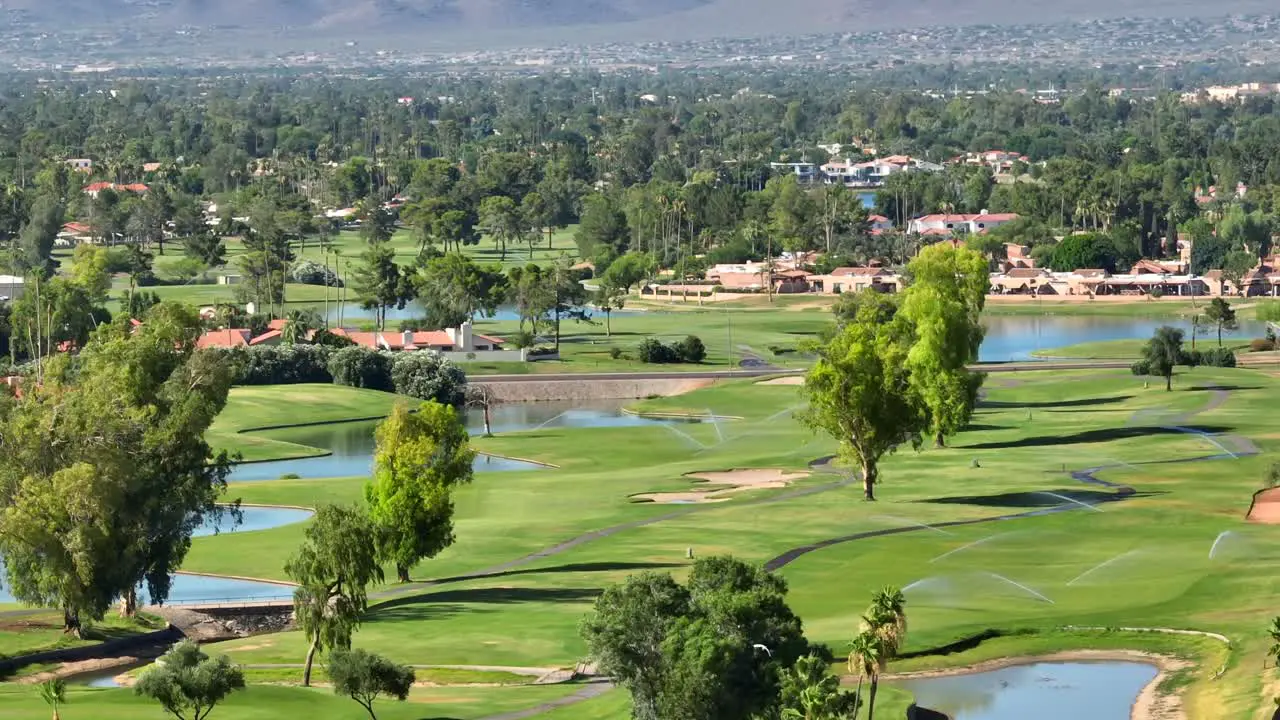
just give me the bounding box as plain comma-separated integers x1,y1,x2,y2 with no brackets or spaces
4,0,1279,43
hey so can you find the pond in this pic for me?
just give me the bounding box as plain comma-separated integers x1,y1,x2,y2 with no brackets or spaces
0,572,294,606
893,661,1158,720
192,506,313,537
227,398,699,482
979,315,1268,362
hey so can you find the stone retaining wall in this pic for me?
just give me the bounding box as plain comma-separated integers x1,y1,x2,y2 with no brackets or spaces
474,377,717,403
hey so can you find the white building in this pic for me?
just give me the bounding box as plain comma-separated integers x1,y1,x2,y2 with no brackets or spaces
0,275,25,301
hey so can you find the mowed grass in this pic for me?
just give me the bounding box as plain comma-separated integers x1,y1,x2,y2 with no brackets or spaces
168,365,1280,719
0,612,164,663
0,683,592,720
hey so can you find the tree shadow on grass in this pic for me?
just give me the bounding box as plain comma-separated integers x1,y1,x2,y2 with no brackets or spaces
369,587,603,622
912,488,1160,509
961,424,1010,432
1185,384,1263,392
957,425,1231,450
424,561,686,586
978,395,1132,410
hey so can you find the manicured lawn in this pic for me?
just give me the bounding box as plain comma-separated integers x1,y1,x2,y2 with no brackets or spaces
0,682,591,720
0,612,164,664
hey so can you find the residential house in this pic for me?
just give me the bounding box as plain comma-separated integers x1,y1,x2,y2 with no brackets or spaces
907,213,1020,236
83,182,149,199
196,329,252,349
0,275,24,301
820,155,943,188
807,266,902,295
1130,259,1187,275
65,158,93,173
769,162,818,183
332,322,507,354
868,215,894,234
56,222,93,247
1001,244,1036,271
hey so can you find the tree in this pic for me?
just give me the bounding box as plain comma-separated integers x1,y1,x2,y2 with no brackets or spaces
327,648,415,720
1139,326,1187,391
389,354,467,406
284,504,385,686
1203,298,1238,347
39,678,66,720
595,251,653,336
0,309,235,630
801,292,922,500
575,194,630,266
183,234,226,268
779,655,858,720
361,206,396,245
479,195,524,262
411,254,508,328
1222,250,1255,297
521,191,549,257
582,556,808,720
846,632,882,720
134,640,245,720
68,244,112,304
1268,616,1280,669
16,194,62,275
350,243,406,330
900,244,988,447
365,403,475,582
281,309,318,345
1049,232,1124,272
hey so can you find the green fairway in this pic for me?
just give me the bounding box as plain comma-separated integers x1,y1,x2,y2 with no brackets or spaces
12,362,1280,716
0,682,593,720
0,612,164,664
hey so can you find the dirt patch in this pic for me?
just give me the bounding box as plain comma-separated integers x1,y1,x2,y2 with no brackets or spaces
756,376,804,386
20,656,143,685
1247,487,1280,523
881,649,1189,720
633,469,809,504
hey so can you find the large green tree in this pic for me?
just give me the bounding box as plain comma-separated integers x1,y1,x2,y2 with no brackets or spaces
365,403,475,583
284,504,385,686
411,253,508,328
899,244,989,447
327,649,415,720
350,243,407,330
1203,298,1238,347
1136,325,1187,391
135,640,245,720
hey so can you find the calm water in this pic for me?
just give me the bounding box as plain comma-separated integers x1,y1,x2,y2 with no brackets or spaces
895,661,1157,720
856,191,877,209
979,315,1267,362
228,399,696,482
192,506,313,537
0,572,293,605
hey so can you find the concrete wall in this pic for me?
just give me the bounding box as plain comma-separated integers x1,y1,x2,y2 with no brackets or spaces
443,349,528,362
474,377,717,403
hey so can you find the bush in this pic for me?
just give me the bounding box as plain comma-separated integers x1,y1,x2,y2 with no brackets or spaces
289,260,344,287
637,338,677,364
509,331,536,349
390,352,467,405
1201,347,1237,367
1250,338,1276,352
240,344,333,385
328,346,394,391
608,347,623,360
1130,360,1151,376
676,335,706,363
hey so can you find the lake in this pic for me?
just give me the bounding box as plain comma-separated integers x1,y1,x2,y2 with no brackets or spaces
979,315,1266,362
321,301,644,325
895,661,1158,720
227,398,701,482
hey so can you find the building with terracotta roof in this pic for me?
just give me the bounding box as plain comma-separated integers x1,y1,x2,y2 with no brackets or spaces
196,329,252,349
806,266,903,295
908,213,1020,236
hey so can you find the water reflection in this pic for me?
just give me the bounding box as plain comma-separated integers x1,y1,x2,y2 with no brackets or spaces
980,315,1266,362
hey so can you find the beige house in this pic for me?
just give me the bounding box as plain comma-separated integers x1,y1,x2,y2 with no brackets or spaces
807,266,902,295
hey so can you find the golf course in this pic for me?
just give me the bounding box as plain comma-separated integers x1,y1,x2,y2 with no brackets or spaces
4,352,1279,718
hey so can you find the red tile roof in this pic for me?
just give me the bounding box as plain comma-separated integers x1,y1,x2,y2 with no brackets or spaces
196,329,251,348
249,330,282,346
62,222,92,235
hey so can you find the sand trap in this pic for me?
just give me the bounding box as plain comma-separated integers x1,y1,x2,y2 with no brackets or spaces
1247,487,1280,523
756,376,804,386
634,469,809,504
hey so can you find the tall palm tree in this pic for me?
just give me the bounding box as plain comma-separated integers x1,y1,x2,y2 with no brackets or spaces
847,630,882,720
867,586,907,657
1267,616,1280,668
39,678,66,720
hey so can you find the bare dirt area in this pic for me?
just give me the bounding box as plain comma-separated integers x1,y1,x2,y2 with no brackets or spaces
756,376,804,386
633,469,809,504
1246,487,1280,523
881,649,1188,720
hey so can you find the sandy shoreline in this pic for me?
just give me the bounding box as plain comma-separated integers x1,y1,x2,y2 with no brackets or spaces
878,649,1188,720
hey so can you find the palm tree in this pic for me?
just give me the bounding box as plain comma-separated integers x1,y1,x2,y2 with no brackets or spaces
847,630,882,720
866,586,907,657
39,678,66,720
1268,616,1280,668
282,309,313,345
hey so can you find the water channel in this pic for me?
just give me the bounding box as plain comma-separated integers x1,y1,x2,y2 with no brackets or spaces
893,661,1158,720
227,398,700,481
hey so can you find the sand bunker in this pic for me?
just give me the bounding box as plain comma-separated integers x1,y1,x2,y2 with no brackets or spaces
1248,487,1280,523
633,469,809,504
756,376,804,386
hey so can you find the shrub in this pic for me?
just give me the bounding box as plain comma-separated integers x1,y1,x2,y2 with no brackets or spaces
328,346,394,391
1130,360,1151,376
509,331,536,349
289,260,344,287
676,335,706,363
608,347,623,360
1201,347,1237,367
637,338,677,364
390,352,467,406
1250,338,1276,352
1179,349,1202,367
236,344,333,385
312,329,357,348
